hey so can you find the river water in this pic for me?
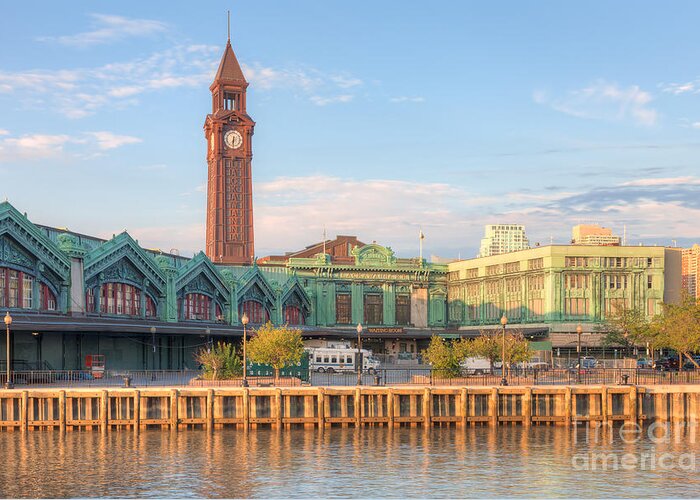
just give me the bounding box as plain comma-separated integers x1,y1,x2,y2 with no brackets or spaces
1,425,700,498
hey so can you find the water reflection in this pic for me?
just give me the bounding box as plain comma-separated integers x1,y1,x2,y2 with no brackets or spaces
1,424,700,498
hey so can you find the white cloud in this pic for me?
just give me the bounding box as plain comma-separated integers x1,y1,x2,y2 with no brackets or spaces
534,81,658,126
0,45,366,117
0,44,219,118
0,129,9,136
87,131,141,150
692,122,700,129
622,176,700,187
0,134,73,160
309,94,354,106
0,131,141,161
390,96,425,103
660,80,699,95
254,175,477,256
38,14,167,47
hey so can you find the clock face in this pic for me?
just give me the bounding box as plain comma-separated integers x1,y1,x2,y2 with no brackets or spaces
224,130,243,150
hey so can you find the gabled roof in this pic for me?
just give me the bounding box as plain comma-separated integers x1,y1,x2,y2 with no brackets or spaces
0,201,71,279
212,40,247,86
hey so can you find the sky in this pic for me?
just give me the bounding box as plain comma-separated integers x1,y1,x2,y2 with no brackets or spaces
1,1,699,260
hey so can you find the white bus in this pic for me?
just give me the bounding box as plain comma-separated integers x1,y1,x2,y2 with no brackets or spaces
308,348,380,374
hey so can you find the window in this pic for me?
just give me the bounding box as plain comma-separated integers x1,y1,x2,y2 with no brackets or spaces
241,300,269,324
395,294,411,325
647,275,653,289
223,91,238,111
486,264,502,276
364,294,383,325
335,293,352,324
21,274,33,308
504,262,520,273
565,298,588,317
9,270,19,308
316,356,322,363
528,258,544,270
528,274,544,291
505,278,520,293
331,356,337,363
565,274,589,289
284,305,304,325
465,268,478,279
184,293,212,320
528,298,544,319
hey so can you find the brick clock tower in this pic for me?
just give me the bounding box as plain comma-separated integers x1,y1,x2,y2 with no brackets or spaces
204,36,255,265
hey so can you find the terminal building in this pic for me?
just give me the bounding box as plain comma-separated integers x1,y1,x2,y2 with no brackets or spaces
0,35,685,371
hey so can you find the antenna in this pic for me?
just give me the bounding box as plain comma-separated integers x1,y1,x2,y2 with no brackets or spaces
322,226,327,255
227,10,231,42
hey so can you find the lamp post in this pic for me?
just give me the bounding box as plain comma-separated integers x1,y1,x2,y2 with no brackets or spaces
4,312,13,389
576,324,583,384
500,314,508,386
241,312,249,387
356,323,363,386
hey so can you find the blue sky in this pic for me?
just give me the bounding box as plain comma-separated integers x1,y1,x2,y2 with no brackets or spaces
1,1,699,259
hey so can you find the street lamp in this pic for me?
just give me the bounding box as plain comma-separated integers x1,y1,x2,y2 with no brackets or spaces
241,312,249,387
500,314,508,386
4,312,13,389
576,324,583,384
356,323,363,386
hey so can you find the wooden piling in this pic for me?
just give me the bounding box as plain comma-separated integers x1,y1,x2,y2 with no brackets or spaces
489,388,498,426
522,388,531,427
388,389,395,427
59,390,66,433
170,389,178,430
100,390,108,433
423,388,431,428
133,390,141,432
628,386,637,423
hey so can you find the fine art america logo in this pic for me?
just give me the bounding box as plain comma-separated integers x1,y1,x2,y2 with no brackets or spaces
572,422,697,471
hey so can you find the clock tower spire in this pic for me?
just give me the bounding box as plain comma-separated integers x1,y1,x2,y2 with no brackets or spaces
204,29,255,265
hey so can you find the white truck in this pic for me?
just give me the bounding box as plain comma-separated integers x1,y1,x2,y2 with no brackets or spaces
459,357,492,375
307,347,381,374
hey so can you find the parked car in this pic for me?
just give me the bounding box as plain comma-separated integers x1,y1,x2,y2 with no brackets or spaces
637,358,653,369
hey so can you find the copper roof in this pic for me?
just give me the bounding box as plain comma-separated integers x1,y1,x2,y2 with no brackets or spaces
213,40,247,84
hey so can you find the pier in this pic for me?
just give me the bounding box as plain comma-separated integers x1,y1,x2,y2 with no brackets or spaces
0,384,698,431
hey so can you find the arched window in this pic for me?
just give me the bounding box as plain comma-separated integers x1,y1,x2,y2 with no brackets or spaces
241,300,269,324
86,282,156,317
0,267,56,311
183,293,213,320
284,305,304,325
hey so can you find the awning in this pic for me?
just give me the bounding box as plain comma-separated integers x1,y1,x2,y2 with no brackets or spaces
529,340,553,351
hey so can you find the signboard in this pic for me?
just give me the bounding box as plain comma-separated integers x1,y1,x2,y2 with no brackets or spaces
367,327,405,334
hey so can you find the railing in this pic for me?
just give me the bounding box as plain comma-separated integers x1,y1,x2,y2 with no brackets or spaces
4,367,700,388
309,367,700,387
0,370,200,388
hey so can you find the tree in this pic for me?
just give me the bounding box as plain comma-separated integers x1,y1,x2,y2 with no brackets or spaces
423,336,461,378
602,303,653,355
652,297,700,372
464,330,531,375
247,322,305,381
465,332,501,373
194,341,243,380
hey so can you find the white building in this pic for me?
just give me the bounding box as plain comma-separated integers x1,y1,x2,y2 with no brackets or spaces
571,224,621,246
478,224,530,257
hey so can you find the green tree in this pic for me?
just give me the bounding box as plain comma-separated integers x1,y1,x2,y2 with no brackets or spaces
467,332,501,373
652,297,700,372
467,330,531,375
194,341,243,380
602,303,653,355
247,322,305,381
423,336,461,378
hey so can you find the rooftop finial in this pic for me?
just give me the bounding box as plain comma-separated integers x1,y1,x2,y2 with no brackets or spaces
227,10,230,42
